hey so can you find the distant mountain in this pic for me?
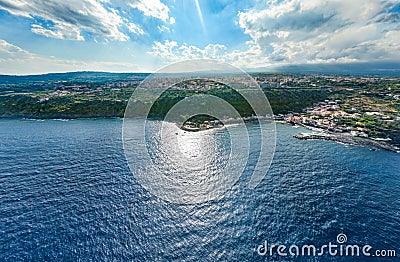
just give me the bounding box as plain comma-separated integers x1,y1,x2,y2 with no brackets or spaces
1,62,399,85
0,71,150,84
247,62,400,76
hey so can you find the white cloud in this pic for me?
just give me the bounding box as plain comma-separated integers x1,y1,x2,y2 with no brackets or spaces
150,1,400,69
150,41,229,61
0,39,31,60
0,0,174,41
204,44,227,59
0,40,139,74
0,0,129,41
31,24,84,41
128,0,170,22
127,23,145,35
237,0,400,64
150,40,179,61
149,40,267,68
157,25,171,33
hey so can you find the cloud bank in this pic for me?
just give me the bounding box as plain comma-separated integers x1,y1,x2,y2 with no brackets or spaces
0,0,399,73
0,40,139,74
151,0,400,67
0,0,171,41
238,0,400,63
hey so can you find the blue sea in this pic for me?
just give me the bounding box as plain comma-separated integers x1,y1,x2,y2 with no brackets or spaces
0,119,399,261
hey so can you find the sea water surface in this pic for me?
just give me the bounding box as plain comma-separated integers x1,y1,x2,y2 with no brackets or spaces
0,119,399,261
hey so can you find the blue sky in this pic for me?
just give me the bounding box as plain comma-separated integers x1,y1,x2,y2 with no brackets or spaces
0,0,399,74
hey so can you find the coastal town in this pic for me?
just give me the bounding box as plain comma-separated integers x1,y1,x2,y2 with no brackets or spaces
0,72,399,150
283,99,400,152
283,99,397,139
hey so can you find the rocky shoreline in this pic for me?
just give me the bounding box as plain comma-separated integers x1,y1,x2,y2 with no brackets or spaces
178,116,400,153
294,132,400,153
180,115,272,132
180,123,223,132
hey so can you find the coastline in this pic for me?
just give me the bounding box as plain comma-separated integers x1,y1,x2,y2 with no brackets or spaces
3,116,399,153
179,115,276,132
292,129,400,153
